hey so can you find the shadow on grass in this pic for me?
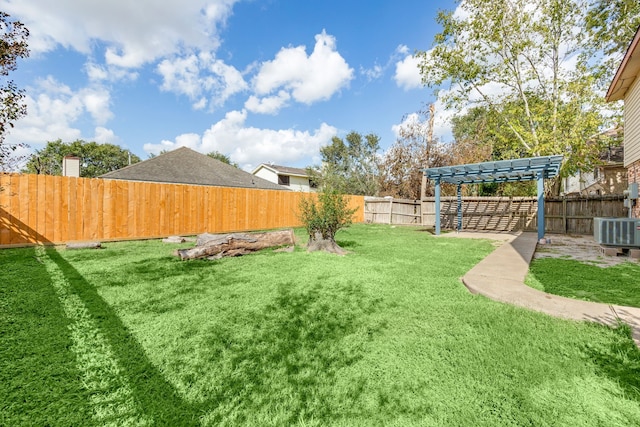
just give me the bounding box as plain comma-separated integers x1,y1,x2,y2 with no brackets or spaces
45,248,387,424
583,324,640,403
199,282,386,424
0,248,94,426
336,239,359,249
44,248,205,425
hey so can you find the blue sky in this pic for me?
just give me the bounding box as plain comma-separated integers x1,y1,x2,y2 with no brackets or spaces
3,0,457,171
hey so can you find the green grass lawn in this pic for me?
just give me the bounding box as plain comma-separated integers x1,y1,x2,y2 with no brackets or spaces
527,258,640,308
3,224,640,426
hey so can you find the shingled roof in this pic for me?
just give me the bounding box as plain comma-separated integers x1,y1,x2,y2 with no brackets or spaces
100,147,288,191
255,164,309,177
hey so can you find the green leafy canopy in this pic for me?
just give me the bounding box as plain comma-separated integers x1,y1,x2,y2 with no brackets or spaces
23,139,141,178
316,131,381,196
418,0,639,192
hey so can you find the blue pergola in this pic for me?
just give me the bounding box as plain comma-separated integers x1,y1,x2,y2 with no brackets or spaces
423,155,563,240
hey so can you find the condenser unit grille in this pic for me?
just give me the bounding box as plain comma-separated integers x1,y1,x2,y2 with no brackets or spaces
594,218,640,247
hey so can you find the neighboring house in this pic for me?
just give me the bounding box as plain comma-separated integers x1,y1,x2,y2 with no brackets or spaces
100,147,288,191
563,129,627,196
252,163,317,192
606,26,640,217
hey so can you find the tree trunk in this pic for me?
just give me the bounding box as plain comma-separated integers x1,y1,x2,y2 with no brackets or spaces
176,229,295,260
306,232,348,255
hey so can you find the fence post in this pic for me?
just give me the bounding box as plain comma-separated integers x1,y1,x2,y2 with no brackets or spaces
562,197,567,234
388,198,394,224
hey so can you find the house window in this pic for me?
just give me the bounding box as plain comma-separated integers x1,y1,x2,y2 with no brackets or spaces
278,175,290,186
309,179,318,189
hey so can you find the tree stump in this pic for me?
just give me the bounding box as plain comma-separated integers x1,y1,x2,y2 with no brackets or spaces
306,232,348,255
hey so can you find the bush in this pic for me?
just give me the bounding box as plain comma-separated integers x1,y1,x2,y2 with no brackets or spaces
298,189,357,243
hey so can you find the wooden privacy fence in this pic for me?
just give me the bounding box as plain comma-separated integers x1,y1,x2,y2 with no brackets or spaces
364,197,421,225
545,194,626,235
365,195,626,235
0,174,365,247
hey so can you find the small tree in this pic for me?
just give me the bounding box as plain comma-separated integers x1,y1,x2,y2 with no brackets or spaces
298,189,356,255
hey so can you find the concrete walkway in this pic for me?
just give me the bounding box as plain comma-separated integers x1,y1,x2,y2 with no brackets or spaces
451,232,640,346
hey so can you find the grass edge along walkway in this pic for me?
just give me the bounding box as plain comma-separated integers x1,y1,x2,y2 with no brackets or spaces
460,232,640,347
35,246,152,427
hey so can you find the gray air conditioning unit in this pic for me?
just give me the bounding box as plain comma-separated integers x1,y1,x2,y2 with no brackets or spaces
594,217,640,247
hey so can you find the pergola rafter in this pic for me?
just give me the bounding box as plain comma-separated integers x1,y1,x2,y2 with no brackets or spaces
423,155,563,240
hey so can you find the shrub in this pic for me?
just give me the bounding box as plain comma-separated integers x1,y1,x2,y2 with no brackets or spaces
298,189,356,243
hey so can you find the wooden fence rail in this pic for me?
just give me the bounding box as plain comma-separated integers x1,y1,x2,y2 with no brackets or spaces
0,174,365,247
365,195,626,235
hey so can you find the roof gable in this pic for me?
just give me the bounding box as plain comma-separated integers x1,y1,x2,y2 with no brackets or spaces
100,147,288,191
607,25,640,102
252,163,309,178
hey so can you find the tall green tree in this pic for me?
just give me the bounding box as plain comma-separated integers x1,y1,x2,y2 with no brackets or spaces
586,0,640,78
418,0,619,193
318,131,380,195
0,12,29,170
207,150,238,168
23,139,141,177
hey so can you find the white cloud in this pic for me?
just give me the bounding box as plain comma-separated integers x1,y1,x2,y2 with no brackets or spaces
157,51,248,109
396,45,410,55
394,54,422,91
193,98,208,110
174,133,202,149
244,91,291,115
360,45,415,84
85,62,139,83
93,127,118,144
3,77,117,149
81,88,113,124
158,54,202,98
360,64,383,82
143,109,337,170
4,0,239,68
251,30,353,111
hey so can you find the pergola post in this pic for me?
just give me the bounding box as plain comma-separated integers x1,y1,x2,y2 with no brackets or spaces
435,178,441,235
537,171,545,241
457,184,462,232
